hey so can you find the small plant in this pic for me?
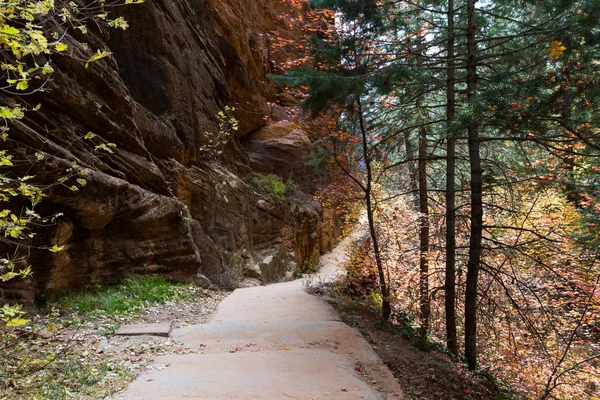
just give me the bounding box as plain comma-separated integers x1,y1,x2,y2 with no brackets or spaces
200,106,239,157
302,273,330,294
179,206,194,233
368,290,383,310
285,176,298,192
342,316,360,328
296,254,320,278
253,173,290,201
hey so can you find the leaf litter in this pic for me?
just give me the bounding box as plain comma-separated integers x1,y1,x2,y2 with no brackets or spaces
0,286,228,399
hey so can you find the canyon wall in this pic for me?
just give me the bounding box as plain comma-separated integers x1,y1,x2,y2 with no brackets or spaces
1,0,340,303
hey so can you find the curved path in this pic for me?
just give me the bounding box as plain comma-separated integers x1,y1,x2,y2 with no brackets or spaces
117,238,404,399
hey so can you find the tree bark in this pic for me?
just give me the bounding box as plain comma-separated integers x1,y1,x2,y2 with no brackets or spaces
464,0,482,371
357,99,391,321
418,126,430,331
445,0,458,356
404,132,419,207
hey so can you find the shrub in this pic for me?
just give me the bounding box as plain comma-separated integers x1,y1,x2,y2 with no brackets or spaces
252,174,289,201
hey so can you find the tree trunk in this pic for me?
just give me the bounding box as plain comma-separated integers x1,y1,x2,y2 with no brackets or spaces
414,46,430,333
464,0,482,371
357,99,391,321
418,127,430,331
404,132,419,207
445,0,458,356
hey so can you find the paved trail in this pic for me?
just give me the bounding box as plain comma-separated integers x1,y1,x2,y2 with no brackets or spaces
117,238,404,399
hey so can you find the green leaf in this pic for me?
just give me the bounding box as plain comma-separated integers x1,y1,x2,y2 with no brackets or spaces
0,107,14,118
48,244,64,253
41,63,54,75
16,80,29,90
1,272,19,282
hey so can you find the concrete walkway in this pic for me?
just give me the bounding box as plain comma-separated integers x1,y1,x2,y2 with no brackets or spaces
116,238,404,399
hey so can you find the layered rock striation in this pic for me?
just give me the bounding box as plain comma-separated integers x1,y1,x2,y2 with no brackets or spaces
0,0,339,303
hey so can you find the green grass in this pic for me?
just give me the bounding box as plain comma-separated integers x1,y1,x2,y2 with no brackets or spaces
50,276,197,317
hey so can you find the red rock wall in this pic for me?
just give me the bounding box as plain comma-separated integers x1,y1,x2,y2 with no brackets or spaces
0,0,339,303
202,0,305,97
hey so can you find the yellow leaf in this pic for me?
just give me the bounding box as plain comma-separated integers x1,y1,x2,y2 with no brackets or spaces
55,43,68,52
6,317,29,327
1,25,19,36
547,41,566,59
85,50,111,68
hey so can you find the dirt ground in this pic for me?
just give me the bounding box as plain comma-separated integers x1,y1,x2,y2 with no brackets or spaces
0,288,229,400
310,286,508,400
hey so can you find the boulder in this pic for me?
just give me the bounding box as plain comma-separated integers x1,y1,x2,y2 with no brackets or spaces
245,121,313,184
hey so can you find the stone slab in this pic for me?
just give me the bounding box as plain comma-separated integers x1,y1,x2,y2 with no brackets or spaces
115,322,172,337
172,320,380,363
115,349,386,400
213,280,341,323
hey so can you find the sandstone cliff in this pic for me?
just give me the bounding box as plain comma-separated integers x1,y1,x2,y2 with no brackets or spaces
1,0,339,303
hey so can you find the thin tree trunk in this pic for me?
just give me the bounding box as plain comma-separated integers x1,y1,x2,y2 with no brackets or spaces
357,99,391,321
418,126,430,331
405,132,419,207
445,0,458,356
414,46,430,333
464,0,482,371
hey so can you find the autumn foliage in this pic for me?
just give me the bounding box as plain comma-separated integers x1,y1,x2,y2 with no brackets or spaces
342,187,600,398
276,0,600,398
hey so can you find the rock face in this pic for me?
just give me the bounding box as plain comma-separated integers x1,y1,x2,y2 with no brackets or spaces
246,121,313,185
0,0,340,303
202,0,305,100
